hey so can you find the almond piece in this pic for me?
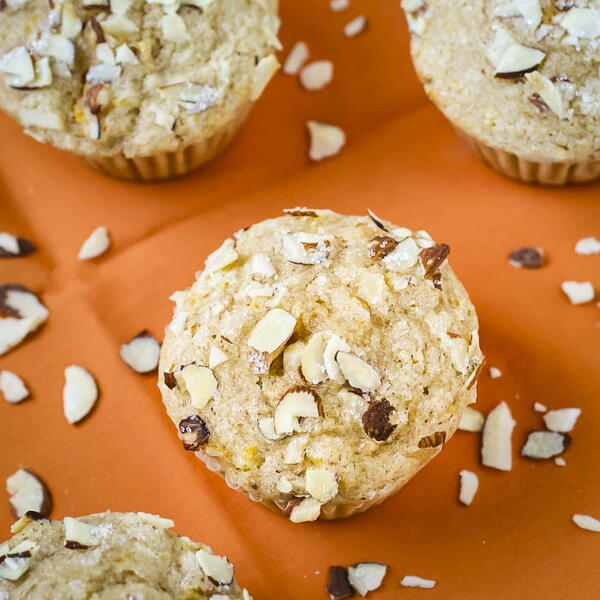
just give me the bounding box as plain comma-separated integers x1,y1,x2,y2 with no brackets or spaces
458,407,484,432
508,246,545,269
78,226,110,260
274,388,320,436
458,470,479,506
0,539,38,581
543,408,581,432
561,281,595,305
208,346,228,369
300,60,333,90
301,333,327,384
289,497,322,523
0,233,35,258
495,44,545,78
382,237,420,272
283,41,309,75
575,236,600,256
258,416,282,441
63,365,98,424
6,470,52,518
561,8,600,39
521,431,570,459
195,549,234,584
63,517,96,549
534,402,547,413
572,514,600,533
348,562,387,596
248,308,296,355
276,476,293,493
204,238,238,274
282,231,332,265
180,365,217,409
0,370,29,403
327,566,354,600
250,54,279,101
400,575,436,589
0,284,49,325
0,46,35,87
323,335,350,383
283,340,306,373
330,0,349,10
305,468,338,503
284,433,309,464
335,351,380,393
119,330,160,373
248,253,276,278
344,15,368,38
481,401,516,471
178,415,210,450
489,367,502,379
307,121,346,161
525,71,564,118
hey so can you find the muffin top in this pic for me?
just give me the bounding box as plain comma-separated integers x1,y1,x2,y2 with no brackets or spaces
0,0,280,157
403,0,600,163
0,511,250,599
159,209,483,522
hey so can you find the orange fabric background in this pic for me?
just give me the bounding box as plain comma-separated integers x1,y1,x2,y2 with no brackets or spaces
1,1,599,598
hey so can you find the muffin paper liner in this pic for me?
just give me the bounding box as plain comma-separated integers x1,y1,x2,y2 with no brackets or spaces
457,128,600,186
80,103,252,182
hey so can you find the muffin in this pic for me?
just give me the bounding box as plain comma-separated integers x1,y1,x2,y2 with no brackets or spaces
0,510,252,599
402,0,600,185
0,0,280,181
159,209,484,522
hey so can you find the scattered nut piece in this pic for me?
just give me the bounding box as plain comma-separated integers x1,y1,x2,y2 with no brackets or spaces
301,333,327,384
250,54,279,101
195,549,234,584
307,121,346,161
561,8,600,39
508,246,545,269
282,231,332,265
561,281,595,305
249,253,276,278
489,367,502,379
248,308,296,371
6,469,52,518
368,236,398,261
344,15,368,38
362,399,396,441
180,365,217,409
323,334,350,383
458,407,484,432
382,237,420,273
521,431,570,459
0,233,35,258
204,238,238,274
348,562,387,596
554,457,566,467
327,566,354,600
119,330,160,373
400,575,436,589
284,433,309,464
572,514,600,533
336,352,380,393
63,365,98,424
420,243,450,279
283,340,306,373
574,236,600,256
495,44,545,78
178,415,210,450
64,517,96,549
533,402,547,413
418,431,446,449
283,41,309,75
459,470,479,506
300,60,333,90
0,370,29,403
0,539,38,581
305,468,338,503
208,346,228,369
276,476,293,494
525,71,564,118
481,401,516,471
367,210,390,232
289,497,322,523
330,0,349,10
78,226,110,260
543,408,581,433
274,387,320,436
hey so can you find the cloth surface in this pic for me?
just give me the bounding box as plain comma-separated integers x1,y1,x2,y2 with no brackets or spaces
1,1,599,598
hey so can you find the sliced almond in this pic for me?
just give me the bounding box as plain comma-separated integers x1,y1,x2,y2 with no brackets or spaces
136,512,175,529
180,364,217,409
0,318,38,356
101,15,138,36
323,335,350,383
574,236,600,256
6,469,52,518
348,562,387,596
307,121,346,161
400,575,436,589
543,408,581,433
196,549,234,584
0,233,35,258
249,253,276,278
572,514,600,533
274,387,320,436
208,346,228,369
481,401,515,471
301,332,327,384
283,340,306,373
449,337,469,374
0,539,38,581
458,407,484,432
289,497,322,523
0,46,35,87
282,231,332,265
283,41,309,75
115,44,138,64
344,15,368,38
284,433,309,464
161,12,190,43
525,71,564,118
458,470,479,506
248,308,296,355
512,0,542,29
258,416,282,441
521,431,570,459
561,8,600,39
561,281,595,305
64,517,96,549
381,237,420,272
335,351,380,393
63,365,98,424
300,60,333,90
86,64,121,84
276,476,293,494
110,0,133,15
40,34,75,64
61,4,83,38
251,54,279,101
78,226,110,260
0,370,29,403
495,44,545,78
305,468,338,503
203,238,238,274
119,330,160,373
